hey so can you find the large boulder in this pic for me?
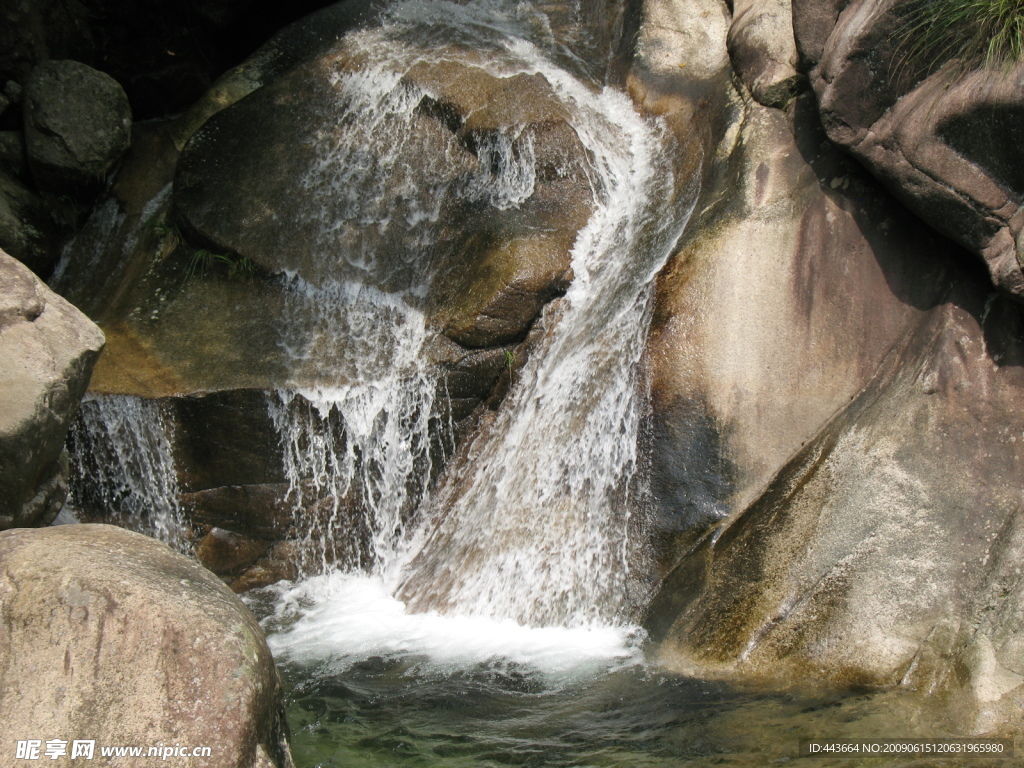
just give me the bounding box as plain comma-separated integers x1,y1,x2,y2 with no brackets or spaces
0,248,103,529
645,17,1024,734
792,0,1024,301
727,0,803,108
645,94,956,553
23,60,132,196
0,524,294,767
649,288,1024,735
172,43,591,350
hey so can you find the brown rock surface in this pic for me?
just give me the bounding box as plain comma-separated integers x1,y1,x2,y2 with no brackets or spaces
0,249,103,530
727,0,803,108
792,0,1024,301
0,524,293,767
649,290,1024,735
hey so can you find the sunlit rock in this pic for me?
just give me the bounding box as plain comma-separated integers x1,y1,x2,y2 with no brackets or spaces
792,0,1024,301
0,524,294,767
727,0,803,108
0,248,103,530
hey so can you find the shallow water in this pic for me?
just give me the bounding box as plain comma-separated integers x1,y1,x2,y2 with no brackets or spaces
247,575,1017,768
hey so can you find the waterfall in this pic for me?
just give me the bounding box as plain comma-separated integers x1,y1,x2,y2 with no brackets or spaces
394,57,693,628
268,278,447,578
268,0,697,630
66,394,189,552
62,0,697,648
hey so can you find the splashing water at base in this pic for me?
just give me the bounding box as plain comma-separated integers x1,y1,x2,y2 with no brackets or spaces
258,571,645,680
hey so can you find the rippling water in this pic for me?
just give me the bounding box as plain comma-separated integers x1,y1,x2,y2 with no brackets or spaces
245,575,1016,768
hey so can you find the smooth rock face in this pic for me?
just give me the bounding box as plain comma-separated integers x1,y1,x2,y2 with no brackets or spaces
0,249,104,529
791,0,1024,301
644,7,1024,734
0,524,294,767
23,60,132,195
646,94,956,549
727,0,802,107
649,289,1024,734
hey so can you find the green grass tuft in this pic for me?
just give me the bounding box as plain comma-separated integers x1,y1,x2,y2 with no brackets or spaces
185,249,255,280
897,0,1024,70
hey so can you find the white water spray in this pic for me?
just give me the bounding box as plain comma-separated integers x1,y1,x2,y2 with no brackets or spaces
266,0,697,666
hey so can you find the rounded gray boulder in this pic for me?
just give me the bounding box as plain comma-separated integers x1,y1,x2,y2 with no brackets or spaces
23,60,131,195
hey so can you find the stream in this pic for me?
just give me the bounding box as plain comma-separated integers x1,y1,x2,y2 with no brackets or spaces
60,0,1018,765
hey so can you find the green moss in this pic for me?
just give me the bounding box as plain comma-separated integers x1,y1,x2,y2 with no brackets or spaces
897,0,1024,70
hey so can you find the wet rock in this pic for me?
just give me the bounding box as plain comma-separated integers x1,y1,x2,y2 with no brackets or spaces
170,0,379,149
23,60,131,196
0,248,103,530
0,524,294,767
184,484,295,541
626,0,742,195
197,526,274,577
431,229,574,348
169,390,286,493
649,290,1024,735
173,10,596,350
727,0,803,108
791,0,1024,301
231,541,300,593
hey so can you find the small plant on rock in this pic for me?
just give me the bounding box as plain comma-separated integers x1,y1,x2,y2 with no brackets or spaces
897,0,1024,70
504,347,516,379
185,249,254,280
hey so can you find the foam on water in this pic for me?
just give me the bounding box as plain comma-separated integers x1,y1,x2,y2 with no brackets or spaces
258,570,646,680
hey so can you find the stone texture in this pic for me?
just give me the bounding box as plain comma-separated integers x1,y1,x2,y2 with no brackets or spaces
173,48,592,350
649,288,1024,735
0,131,26,177
0,169,58,275
646,96,956,542
727,0,803,108
791,0,1024,302
23,60,132,195
0,524,294,767
0,248,104,529
626,0,743,200
643,7,1024,734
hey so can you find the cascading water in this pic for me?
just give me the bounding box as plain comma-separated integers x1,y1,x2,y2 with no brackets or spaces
268,279,445,577
394,55,691,630
262,0,697,681
65,394,189,552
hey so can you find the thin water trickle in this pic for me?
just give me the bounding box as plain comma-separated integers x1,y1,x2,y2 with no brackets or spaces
66,394,189,552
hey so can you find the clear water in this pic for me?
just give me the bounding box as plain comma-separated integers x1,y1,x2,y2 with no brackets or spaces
246,574,1010,768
